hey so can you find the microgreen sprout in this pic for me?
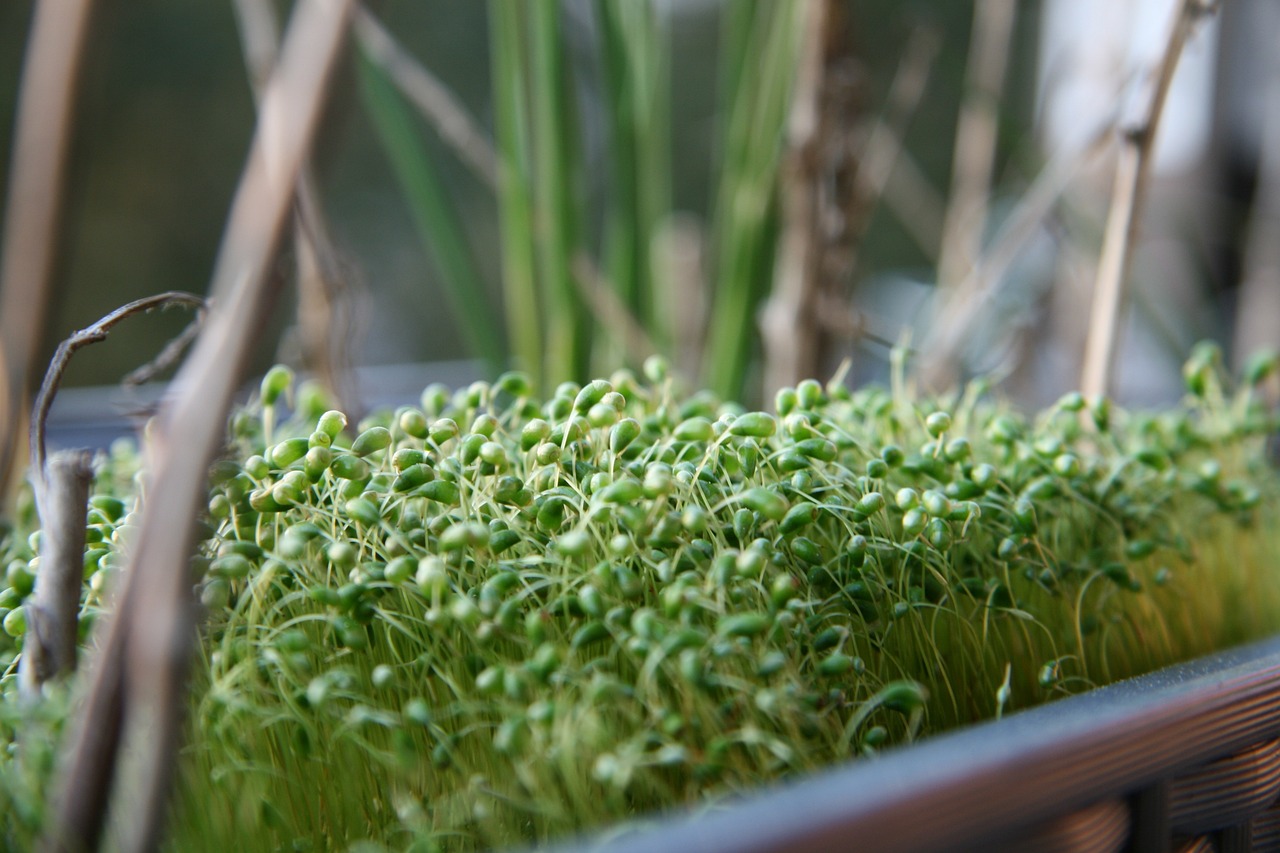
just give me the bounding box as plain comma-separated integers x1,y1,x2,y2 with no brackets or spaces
1,356,1279,851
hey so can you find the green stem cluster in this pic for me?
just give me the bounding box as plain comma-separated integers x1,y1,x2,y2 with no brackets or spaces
362,3,806,400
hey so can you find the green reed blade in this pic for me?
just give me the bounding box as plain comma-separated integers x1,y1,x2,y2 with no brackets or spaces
703,1,805,402
529,0,589,385
489,0,543,385
356,48,505,375
594,0,671,363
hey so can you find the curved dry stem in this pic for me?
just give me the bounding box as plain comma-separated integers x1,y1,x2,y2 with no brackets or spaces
121,311,206,388
29,292,205,492
0,0,98,505
761,0,863,397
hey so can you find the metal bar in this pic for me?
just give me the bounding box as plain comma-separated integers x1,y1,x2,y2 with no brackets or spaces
545,636,1280,853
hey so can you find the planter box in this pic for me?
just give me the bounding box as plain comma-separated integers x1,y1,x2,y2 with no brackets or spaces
554,636,1280,853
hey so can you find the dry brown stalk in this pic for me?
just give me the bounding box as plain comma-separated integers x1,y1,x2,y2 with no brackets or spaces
768,22,939,387
18,450,93,699
760,0,832,397
1080,0,1218,402
232,0,359,416
19,293,203,704
0,0,98,507
44,2,356,850
27,293,206,486
761,0,865,397
935,0,1017,292
918,121,1115,391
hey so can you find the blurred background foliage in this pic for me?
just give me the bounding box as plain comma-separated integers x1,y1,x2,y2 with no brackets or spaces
0,0,1267,411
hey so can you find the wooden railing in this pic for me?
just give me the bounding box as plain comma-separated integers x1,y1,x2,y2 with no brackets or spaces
551,636,1280,853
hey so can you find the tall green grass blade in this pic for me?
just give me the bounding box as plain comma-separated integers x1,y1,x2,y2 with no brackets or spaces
635,3,671,345
703,1,805,401
718,0,760,115
530,0,588,384
595,0,670,364
356,49,505,375
489,0,543,384
595,0,640,369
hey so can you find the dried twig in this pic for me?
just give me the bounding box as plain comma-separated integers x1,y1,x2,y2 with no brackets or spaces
17,292,203,701
1080,0,1217,401
0,0,98,505
918,120,1115,390
20,293,203,704
353,6,500,190
28,292,205,490
18,450,93,699
935,0,1017,291
45,2,356,850
760,0,827,397
761,0,857,396
232,0,359,415
122,313,205,388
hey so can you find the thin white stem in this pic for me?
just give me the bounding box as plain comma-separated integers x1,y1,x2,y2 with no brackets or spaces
919,121,1115,391
1080,0,1211,401
936,0,1017,291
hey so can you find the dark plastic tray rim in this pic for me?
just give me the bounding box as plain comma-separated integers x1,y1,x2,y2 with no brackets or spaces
547,636,1280,853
